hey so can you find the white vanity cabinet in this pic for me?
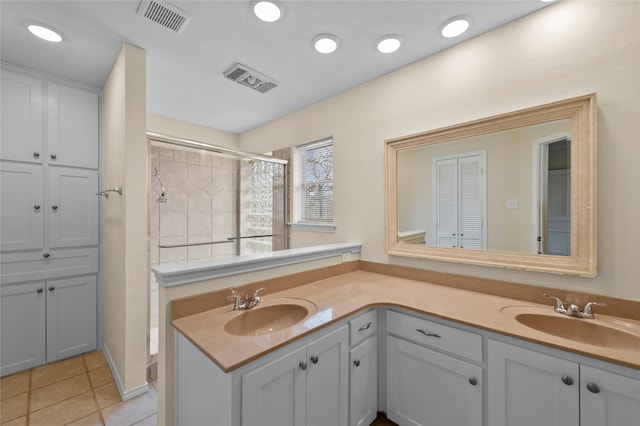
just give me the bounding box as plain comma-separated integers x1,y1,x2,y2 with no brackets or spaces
349,310,378,426
488,339,579,426
0,276,97,376
242,325,349,426
489,339,640,426
175,323,349,426
386,310,483,426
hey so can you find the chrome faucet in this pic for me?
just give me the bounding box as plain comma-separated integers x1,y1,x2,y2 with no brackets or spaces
228,287,264,310
543,294,606,319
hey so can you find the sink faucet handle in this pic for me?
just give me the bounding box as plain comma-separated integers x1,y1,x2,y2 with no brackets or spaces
582,301,607,318
543,294,567,312
252,287,265,299
227,295,244,310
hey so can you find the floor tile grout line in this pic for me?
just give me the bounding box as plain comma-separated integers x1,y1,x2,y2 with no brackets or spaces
82,354,106,426
26,369,32,426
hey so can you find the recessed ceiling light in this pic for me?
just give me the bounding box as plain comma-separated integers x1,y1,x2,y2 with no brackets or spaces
313,34,339,54
376,35,403,54
252,1,283,23
27,24,64,42
440,15,472,38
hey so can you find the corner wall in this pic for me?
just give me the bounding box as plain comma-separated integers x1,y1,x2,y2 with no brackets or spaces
239,0,640,301
103,43,149,398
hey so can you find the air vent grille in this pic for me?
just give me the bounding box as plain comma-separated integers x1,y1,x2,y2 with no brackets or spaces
223,63,278,94
137,0,192,33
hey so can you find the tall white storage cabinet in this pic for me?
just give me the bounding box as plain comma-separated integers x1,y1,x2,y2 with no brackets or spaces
0,66,100,376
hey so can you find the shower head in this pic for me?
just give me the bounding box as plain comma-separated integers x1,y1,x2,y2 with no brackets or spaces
154,167,168,203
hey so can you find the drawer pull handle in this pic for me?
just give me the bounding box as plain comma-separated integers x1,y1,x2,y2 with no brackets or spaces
48,286,55,292
299,362,307,371
468,377,477,386
353,360,360,367
52,205,58,211
43,253,50,258
586,383,600,394
310,356,319,364
416,329,441,338
51,154,57,160
358,322,372,332
561,375,574,386
33,152,40,158
36,288,44,294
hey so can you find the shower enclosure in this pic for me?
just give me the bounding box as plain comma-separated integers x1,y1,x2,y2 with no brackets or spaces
147,133,287,357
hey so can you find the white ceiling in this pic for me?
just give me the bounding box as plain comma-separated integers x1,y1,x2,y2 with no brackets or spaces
1,1,551,134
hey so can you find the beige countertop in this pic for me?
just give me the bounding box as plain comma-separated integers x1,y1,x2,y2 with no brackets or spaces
171,270,640,373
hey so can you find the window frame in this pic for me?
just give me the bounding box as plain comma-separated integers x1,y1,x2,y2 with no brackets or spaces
292,137,336,232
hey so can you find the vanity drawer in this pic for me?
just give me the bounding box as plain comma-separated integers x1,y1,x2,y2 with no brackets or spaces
350,309,377,347
387,310,482,363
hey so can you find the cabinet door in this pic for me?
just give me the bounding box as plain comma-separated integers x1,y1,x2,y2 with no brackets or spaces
242,345,307,426
0,70,43,163
46,276,97,362
0,282,46,376
48,167,99,248
488,340,579,426
47,83,99,169
387,335,482,426
307,325,349,426
581,365,640,426
350,336,378,426
0,161,43,251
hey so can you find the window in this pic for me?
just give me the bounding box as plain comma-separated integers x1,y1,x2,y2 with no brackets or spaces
293,138,335,231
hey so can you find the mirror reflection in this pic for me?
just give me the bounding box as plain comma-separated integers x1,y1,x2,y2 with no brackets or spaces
385,94,597,276
397,119,571,255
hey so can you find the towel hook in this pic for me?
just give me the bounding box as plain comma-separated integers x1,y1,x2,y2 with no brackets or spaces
96,186,123,199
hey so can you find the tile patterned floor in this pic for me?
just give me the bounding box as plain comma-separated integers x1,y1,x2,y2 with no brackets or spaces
0,351,157,426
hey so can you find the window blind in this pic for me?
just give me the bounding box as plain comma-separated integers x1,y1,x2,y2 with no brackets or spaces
298,138,333,223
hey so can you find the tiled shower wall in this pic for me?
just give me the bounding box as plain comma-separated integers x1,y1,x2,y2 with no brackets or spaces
150,146,238,265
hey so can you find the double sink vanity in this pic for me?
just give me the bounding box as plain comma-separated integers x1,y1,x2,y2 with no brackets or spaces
163,94,638,425
171,264,640,426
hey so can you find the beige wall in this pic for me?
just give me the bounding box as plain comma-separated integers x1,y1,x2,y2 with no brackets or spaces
103,44,149,397
147,113,238,149
239,1,640,300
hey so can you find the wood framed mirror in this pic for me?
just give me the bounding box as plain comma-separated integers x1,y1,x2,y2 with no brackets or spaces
385,94,596,276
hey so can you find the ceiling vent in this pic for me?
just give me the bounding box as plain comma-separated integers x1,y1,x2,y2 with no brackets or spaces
137,0,192,34
223,63,278,94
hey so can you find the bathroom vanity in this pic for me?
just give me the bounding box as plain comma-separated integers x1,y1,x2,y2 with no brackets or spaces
172,268,640,426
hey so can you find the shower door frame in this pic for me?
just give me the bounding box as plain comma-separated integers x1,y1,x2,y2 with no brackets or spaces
146,132,288,362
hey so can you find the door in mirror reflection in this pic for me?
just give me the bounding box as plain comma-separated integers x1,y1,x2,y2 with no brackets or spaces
536,138,571,255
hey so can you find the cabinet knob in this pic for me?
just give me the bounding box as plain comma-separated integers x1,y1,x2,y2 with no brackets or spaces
310,356,319,365
34,204,41,210
299,362,307,371
33,152,40,158
561,375,574,386
43,253,50,258
353,360,361,367
48,286,55,292
52,205,58,211
50,154,57,160
36,288,44,294
586,383,600,394
468,377,477,386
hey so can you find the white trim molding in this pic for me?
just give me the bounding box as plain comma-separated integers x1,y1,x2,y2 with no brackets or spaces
152,242,361,287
